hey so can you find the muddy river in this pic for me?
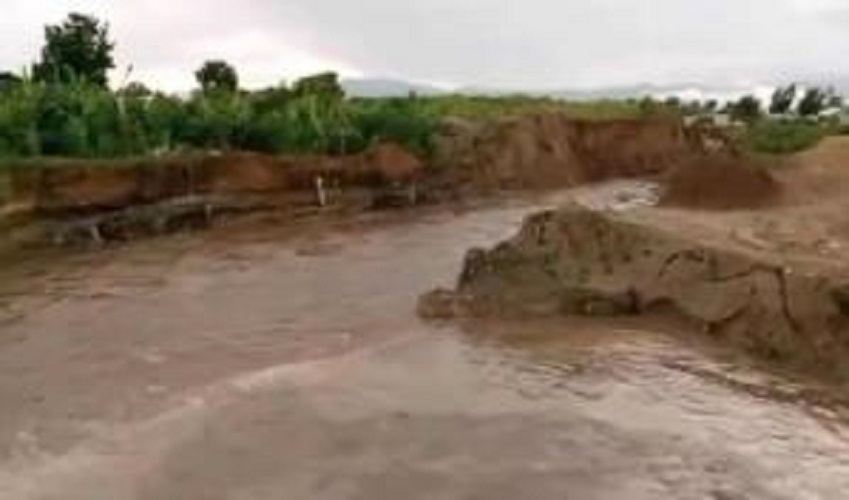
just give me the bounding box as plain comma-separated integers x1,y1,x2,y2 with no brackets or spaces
1,185,849,499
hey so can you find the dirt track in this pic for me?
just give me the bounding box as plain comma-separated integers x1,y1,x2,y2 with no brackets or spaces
2,183,849,499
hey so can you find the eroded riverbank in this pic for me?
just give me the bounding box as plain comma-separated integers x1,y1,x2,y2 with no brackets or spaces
1,186,849,499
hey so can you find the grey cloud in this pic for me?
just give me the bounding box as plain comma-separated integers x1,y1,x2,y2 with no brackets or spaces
2,0,849,90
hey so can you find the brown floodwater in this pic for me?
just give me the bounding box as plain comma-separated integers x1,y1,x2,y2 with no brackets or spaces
1,184,848,499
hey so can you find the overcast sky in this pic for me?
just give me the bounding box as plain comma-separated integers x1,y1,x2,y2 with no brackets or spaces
1,0,848,91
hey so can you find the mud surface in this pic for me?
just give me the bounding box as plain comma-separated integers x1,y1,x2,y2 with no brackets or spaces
1,185,849,499
661,153,782,210
423,202,849,380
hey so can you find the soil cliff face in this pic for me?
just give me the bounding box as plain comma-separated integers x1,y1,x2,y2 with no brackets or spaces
0,143,423,217
434,114,699,190
421,205,849,380
1,115,709,218
0,114,717,247
660,154,782,210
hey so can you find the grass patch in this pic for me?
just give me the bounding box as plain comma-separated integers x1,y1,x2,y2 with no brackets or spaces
745,121,826,155
407,95,645,121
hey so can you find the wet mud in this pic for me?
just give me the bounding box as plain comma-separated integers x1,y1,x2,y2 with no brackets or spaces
0,185,848,499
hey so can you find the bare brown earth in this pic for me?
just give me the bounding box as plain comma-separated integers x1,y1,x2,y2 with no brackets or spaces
2,142,423,216
422,137,849,383
660,153,782,210
0,115,699,217
0,114,710,249
433,114,700,190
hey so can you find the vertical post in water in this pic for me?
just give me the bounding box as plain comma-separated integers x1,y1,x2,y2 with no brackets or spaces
408,181,418,206
316,176,327,208
89,224,104,247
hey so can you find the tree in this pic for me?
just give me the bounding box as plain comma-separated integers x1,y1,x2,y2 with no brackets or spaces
663,96,682,109
292,72,344,99
729,95,762,123
145,93,186,152
195,60,239,93
0,71,22,92
798,87,828,117
637,96,661,116
119,81,152,99
33,13,115,87
251,83,292,114
0,76,44,155
769,84,796,115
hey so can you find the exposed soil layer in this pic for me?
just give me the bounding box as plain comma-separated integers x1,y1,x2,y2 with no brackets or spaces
1,143,423,217
422,137,849,380
421,203,849,381
660,153,782,210
0,114,715,247
1,115,705,216
433,114,702,190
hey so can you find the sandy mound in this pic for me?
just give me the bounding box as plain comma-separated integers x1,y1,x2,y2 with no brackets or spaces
660,154,782,210
773,137,849,205
434,113,707,190
420,204,849,381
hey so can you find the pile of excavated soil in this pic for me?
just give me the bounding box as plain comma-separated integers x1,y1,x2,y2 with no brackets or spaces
775,137,849,205
420,204,849,381
660,154,782,210
434,113,709,190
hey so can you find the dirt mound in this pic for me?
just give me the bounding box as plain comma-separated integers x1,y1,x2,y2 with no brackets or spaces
420,204,849,381
434,113,706,190
660,154,782,210
770,137,849,206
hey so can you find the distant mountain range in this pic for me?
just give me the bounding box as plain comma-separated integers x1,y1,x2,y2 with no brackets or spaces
341,78,445,98
341,77,778,103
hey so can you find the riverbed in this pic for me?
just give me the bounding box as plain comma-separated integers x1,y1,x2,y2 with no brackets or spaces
1,186,848,499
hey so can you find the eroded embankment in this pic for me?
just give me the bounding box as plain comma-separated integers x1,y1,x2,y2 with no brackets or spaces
421,204,849,381
0,143,424,245
0,114,711,247
433,114,704,190
0,143,422,215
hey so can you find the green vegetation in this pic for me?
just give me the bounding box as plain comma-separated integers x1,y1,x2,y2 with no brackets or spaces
745,121,826,155
0,12,647,163
32,13,115,88
196,61,239,94
727,87,845,155
0,70,441,159
797,87,841,117
410,95,643,121
729,95,763,123
769,85,797,115
2,11,846,163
